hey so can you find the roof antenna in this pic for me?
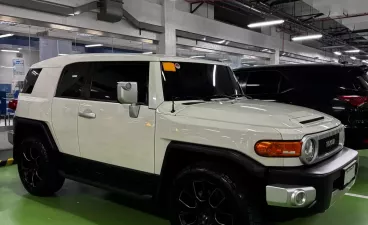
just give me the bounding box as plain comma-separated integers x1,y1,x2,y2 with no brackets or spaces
171,97,176,113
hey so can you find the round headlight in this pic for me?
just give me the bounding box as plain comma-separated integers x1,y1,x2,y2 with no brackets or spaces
301,139,316,163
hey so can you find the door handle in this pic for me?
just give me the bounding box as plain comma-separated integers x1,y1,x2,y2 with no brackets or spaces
78,110,96,119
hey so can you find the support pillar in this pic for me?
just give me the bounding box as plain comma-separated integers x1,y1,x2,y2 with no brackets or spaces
270,48,280,65
157,0,176,56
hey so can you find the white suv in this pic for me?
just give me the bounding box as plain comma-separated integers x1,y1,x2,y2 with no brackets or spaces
11,54,358,225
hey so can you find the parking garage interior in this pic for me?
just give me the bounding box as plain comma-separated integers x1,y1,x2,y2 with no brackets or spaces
1,0,368,225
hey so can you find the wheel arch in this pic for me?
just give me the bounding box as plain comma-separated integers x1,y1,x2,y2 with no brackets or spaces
156,141,267,209
14,117,59,161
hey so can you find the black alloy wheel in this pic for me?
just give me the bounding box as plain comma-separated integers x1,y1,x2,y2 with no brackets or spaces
170,164,266,225
19,141,45,188
176,179,235,225
18,138,65,196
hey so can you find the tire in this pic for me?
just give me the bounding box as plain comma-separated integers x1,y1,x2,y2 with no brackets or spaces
17,137,65,196
169,163,268,225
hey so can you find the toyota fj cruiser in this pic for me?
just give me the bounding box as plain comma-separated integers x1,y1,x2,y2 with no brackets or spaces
10,54,358,225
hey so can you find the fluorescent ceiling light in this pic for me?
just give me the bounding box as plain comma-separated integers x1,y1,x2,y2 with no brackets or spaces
334,51,342,56
321,45,345,49
192,47,215,53
17,48,22,50
216,40,226,44
292,34,322,41
190,56,205,58
77,33,94,37
85,44,103,48
345,49,360,53
350,56,357,60
243,4,262,13
1,49,19,53
248,20,284,28
0,21,17,26
0,33,14,38
142,52,153,54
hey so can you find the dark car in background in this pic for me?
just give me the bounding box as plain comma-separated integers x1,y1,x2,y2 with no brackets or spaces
234,64,368,149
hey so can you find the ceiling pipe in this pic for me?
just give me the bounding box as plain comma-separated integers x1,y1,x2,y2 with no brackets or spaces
314,12,368,22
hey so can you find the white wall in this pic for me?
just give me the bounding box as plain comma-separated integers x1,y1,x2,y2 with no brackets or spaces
0,50,39,85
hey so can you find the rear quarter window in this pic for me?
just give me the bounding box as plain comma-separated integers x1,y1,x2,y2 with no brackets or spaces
22,69,42,94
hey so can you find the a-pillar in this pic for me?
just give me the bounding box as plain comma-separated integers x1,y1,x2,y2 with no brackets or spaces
270,48,280,65
157,0,176,56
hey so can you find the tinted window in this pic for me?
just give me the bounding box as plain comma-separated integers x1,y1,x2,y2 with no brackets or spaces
246,71,281,94
56,63,89,98
279,76,293,93
89,61,149,104
22,69,42,94
161,62,242,101
234,71,247,90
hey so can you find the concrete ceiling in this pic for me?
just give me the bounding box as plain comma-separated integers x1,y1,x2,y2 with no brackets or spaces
305,0,368,33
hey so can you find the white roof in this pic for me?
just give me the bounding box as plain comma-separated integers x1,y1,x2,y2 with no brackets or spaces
31,54,226,68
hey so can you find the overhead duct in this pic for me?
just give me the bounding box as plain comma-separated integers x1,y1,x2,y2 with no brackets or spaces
97,0,123,23
0,0,98,16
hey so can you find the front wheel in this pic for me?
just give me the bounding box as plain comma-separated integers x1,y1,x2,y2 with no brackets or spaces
169,164,267,225
17,137,65,196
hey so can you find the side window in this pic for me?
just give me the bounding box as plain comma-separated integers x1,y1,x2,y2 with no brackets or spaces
89,61,149,104
246,71,281,95
279,76,293,93
22,69,42,94
56,62,89,98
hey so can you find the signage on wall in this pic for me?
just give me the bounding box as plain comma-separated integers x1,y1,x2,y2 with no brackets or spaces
13,59,24,76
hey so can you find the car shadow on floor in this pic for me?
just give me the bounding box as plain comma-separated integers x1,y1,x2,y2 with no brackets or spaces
22,180,169,225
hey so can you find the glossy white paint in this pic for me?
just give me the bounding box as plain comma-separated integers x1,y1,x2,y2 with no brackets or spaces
77,101,156,173
51,98,81,156
18,54,343,174
154,99,341,171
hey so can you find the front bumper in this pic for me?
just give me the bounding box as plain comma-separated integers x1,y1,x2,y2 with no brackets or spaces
8,130,13,145
266,147,358,213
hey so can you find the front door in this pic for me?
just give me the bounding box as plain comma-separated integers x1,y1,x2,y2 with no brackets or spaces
77,61,155,174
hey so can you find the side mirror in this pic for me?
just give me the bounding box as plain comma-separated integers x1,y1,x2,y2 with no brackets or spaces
117,82,138,104
117,82,140,118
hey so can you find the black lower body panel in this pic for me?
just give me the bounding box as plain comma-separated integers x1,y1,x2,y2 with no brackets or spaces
267,147,358,215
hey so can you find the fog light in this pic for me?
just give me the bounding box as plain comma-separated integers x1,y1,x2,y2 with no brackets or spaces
291,190,307,206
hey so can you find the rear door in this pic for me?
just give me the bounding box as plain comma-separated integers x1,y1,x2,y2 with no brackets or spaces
51,62,90,157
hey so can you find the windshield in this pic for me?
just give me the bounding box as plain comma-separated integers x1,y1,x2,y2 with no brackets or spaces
161,62,243,101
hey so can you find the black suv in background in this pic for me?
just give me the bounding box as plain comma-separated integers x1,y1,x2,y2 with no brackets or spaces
234,64,368,149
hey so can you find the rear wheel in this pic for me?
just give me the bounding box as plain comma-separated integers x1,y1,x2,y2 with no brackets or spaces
18,137,64,196
169,164,267,225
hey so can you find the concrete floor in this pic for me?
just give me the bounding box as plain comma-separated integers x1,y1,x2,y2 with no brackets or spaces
0,152,368,225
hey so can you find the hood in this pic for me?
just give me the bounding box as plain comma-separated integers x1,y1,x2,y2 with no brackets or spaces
168,99,332,129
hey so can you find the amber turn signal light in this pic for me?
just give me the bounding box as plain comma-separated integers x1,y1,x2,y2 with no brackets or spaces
255,141,302,157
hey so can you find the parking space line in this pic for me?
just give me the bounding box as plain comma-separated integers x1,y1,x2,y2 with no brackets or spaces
345,193,368,199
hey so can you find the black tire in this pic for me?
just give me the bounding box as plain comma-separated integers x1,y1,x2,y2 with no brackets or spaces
17,137,65,196
169,164,268,225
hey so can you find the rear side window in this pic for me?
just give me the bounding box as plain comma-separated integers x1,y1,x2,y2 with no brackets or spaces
246,71,281,94
22,69,42,94
56,62,89,98
89,61,149,104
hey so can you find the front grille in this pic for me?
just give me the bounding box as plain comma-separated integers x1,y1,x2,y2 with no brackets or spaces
318,134,339,156
300,125,344,164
